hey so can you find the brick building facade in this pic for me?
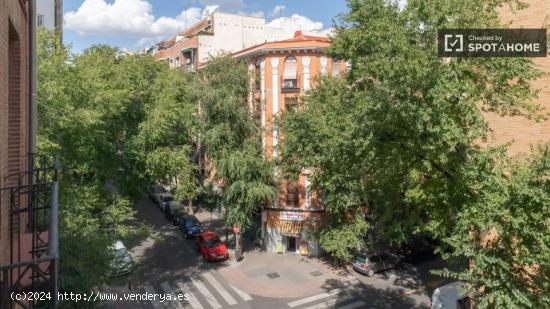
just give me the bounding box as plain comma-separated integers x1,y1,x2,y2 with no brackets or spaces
0,0,31,268
489,0,550,155
1,2,59,307
234,32,345,256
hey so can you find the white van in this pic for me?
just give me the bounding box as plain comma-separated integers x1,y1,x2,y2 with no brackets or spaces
431,281,474,309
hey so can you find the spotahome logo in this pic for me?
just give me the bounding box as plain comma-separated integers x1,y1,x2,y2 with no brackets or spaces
438,29,547,57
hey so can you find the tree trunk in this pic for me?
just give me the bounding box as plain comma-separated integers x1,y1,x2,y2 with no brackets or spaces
188,198,194,215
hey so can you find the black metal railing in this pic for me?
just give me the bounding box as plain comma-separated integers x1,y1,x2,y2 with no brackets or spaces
0,155,59,309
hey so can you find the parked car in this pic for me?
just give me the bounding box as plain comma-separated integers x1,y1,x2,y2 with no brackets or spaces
164,201,187,225
107,241,134,277
352,252,401,277
195,231,228,262
397,236,440,264
158,194,174,211
147,184,165,203
179,215,203,238
431,281,474,309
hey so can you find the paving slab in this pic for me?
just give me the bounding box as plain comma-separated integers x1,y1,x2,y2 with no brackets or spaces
218,252,359,298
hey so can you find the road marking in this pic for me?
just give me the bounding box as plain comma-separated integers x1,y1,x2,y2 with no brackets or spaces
142,284,164,309
175,280,204,309
191,277,222,309
202,273,237,305
229,284,252,302
287,289,341,308
160,281,184,309
401,289,418,296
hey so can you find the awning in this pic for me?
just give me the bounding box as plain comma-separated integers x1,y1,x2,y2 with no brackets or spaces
280,220,303,237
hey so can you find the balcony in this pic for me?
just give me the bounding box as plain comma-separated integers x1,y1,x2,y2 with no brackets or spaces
0,156,60,309
281,78,300,93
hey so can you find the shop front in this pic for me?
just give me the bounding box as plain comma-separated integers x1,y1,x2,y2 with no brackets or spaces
263,209,323,257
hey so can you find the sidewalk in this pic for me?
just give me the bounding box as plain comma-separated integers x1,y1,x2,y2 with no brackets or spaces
218,251,360,298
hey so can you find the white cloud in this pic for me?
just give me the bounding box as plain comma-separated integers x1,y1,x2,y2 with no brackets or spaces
271,5,285,17
65,0,330,49
266,14,324,32
64,0,209,38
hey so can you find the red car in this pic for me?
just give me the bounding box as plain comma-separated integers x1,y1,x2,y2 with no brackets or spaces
195,231,228,262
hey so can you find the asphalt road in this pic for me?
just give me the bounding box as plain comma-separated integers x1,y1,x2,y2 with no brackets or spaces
103,196,433,309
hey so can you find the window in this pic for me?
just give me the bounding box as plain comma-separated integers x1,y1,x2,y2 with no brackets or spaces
169,58,174,68
282,55,298,90
286,182,299,208
285,97,298,112
332,59,342,77
175,57,180,68
37,14,45,27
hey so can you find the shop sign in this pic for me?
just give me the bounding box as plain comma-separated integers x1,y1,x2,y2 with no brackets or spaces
280,211,304,221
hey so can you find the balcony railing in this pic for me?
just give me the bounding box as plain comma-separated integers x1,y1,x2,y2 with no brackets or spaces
0,156,60,309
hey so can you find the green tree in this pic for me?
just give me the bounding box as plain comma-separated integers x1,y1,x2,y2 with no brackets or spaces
280,0,548,306
136,69,200,213
199,55,275,234
37,29,160,307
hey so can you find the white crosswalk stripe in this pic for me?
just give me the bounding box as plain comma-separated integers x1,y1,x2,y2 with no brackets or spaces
174,280,204,309
142,284,164,309
202,273,237,306
159,281,184,309
287,289,341,308
190,276,223,309
228,284,252,302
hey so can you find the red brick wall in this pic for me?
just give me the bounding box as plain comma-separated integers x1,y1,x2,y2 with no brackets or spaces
489,0,550,155
0,0,30,266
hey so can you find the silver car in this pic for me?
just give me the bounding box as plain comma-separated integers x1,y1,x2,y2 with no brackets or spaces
352,252,401,277
147,184,174,209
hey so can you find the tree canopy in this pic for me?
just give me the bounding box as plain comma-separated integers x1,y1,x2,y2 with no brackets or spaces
279,0,549,306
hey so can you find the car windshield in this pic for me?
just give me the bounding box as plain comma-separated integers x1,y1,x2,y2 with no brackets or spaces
204,237,222,248
113,248,127,258
355,255,367,264
185,219,198,227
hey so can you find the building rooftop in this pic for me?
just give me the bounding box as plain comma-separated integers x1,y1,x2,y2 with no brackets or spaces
232,31,331,59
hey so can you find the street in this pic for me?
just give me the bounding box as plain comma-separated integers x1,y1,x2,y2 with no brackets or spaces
103,195,434,309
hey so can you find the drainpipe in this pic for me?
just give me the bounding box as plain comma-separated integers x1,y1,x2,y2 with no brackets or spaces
28,0,37,176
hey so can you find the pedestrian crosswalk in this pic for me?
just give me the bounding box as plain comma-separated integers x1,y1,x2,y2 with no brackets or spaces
137,271,253,309
108,273,368,309
287,289,366,309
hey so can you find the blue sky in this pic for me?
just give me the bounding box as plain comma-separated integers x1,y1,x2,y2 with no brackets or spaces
63,0,349,53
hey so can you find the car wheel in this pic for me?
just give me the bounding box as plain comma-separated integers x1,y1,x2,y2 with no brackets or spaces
367,269,375,277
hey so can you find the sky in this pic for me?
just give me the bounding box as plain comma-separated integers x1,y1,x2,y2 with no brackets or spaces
63,0,349,53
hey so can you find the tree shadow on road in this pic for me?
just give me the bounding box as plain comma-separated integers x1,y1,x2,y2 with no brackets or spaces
320,277,429,309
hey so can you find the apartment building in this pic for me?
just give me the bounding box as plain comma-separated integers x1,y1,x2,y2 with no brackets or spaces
233,32,345,257
488,0,550,154
1,0,59,307
36,0,62,40
153,12,323,71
